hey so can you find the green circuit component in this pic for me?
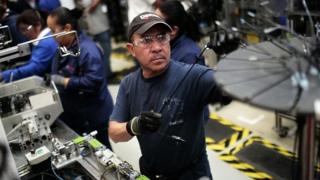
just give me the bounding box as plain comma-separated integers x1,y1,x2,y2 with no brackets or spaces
72,136,85,145
88,139,103,150
136,175,150,180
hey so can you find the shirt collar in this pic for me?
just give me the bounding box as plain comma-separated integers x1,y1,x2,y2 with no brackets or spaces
33,27,51,46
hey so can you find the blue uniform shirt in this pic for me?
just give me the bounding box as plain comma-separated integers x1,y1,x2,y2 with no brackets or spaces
38,0,61,12
171,34,210,123
2,29,57,82
51,32,113,147
111,61,216,178
171,34,205,65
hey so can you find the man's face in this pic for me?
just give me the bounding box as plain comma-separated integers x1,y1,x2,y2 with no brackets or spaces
127,25,171,78
19,23,40,40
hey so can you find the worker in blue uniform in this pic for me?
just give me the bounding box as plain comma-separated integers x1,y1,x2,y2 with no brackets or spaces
47,7,114,149
155,0,204,65
156,0,210,123
0,9,57,82
109,12,230,179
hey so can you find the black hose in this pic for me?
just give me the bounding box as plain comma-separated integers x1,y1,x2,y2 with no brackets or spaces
0,142,8,179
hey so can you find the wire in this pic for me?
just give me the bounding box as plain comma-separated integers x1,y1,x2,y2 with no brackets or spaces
100,169,108,180
50,156,64,180
0,143,8,179
6,120,31,138
116,167,121,180
155,49,209,141
100,164,115,180
9,72,13,83
302,0,316,38
41,172,56,179
100,167,110,180
100,167,121,180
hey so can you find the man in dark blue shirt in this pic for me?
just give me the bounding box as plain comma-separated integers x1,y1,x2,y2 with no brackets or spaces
109,12,226,179
155,0,211,124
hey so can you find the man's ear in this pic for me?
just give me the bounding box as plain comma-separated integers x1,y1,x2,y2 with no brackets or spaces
126,43,135,57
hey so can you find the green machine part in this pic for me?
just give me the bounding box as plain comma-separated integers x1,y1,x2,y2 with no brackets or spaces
72,136,104,150
136,175,150,180
72,136,85,145
88,139,104,150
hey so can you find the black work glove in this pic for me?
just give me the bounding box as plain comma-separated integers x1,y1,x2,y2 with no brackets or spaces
210,87,232,106
126,111,162,136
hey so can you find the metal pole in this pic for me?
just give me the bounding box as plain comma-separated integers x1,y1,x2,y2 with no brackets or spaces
299,115,315,180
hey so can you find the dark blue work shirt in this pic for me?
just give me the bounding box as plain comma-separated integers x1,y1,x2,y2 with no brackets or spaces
171,34,205,65
51,32,113,131
171,34,210,123
111,61,217,178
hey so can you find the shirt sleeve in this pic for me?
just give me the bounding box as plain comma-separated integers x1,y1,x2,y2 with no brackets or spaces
110,80,130,122
66,51,104,92
2,39,57,82
195,68,231,105
191,67,217,106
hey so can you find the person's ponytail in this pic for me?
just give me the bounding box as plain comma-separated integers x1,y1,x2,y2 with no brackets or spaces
49,7,83,32
158,0,201,42
185,12,201,42
70,7,83,20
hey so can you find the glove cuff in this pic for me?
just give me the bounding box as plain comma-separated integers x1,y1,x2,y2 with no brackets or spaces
126,117,140,136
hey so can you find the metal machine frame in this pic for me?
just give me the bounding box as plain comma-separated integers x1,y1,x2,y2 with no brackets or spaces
0,29,147,180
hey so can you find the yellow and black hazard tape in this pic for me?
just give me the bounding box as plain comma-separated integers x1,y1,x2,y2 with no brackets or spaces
219,154,273,179
206,113,252,152
219,136,298,180
229,136,295,158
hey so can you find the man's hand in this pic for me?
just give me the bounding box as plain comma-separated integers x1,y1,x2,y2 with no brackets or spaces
126,111,162,136
51,74,69,88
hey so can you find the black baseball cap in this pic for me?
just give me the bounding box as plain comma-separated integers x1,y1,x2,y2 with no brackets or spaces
127,12,172,41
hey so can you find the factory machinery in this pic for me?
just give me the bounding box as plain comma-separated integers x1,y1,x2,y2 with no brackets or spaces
0,29,148,180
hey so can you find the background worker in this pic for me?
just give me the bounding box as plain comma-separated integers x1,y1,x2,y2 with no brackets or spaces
0,9,57,82
47,7,114,149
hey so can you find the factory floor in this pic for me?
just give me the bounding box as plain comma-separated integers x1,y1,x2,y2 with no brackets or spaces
107,41,298,180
